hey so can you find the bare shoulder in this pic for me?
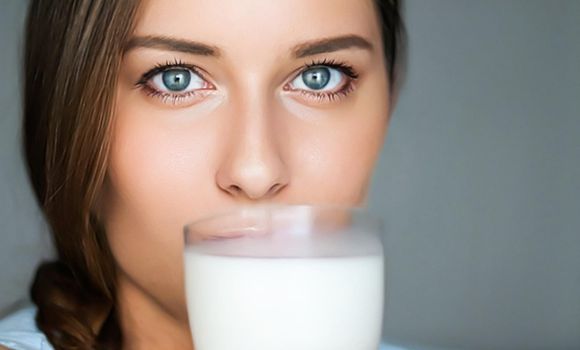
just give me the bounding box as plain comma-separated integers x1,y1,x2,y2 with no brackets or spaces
0,345,11,350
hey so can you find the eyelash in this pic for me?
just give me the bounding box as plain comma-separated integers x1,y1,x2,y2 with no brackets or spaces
135,59,211,105
135,58,359,106
293,58,359,103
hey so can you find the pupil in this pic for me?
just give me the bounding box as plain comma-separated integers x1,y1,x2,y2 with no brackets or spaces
302,67,330,90
162,69,191,91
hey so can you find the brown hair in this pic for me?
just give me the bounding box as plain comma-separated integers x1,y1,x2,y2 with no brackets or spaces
375,0,407,92
24,1,140,349
23,1,405,349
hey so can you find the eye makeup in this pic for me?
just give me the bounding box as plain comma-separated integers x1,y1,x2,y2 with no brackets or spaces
134,57,360,107
134,58,215,106
284,58,359,103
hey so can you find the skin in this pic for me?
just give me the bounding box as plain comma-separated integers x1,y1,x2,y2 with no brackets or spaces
101,0,392,348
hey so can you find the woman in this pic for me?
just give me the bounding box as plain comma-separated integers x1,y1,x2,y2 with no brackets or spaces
0,0,405,349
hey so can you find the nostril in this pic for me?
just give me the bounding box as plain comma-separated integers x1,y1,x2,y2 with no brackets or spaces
268,183,284,196
229,184,242,194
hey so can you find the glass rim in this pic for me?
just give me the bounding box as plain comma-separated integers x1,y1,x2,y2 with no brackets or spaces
183,203,383,237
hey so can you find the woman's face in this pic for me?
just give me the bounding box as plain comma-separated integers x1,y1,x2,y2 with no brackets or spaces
103,0,390,321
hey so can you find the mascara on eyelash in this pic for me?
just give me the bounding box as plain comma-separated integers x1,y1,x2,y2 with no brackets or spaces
136,58,202,86
136,57,359,105
137,57,359,85
304,58,359,79
297,80,356,103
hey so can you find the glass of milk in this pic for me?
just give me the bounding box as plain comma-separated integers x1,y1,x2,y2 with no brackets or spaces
183,204,385,350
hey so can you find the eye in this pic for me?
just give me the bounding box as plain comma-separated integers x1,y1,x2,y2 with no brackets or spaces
136,60,215,107
284,59,359,103
290,66,344,92
150,68,205,93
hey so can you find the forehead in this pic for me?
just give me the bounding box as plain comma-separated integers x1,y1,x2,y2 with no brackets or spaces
134,0,381,62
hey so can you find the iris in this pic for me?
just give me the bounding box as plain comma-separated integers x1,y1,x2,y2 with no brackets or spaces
162,69,191,91
301,67,331,90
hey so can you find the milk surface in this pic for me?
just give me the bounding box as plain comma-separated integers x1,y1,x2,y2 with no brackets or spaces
185,249,384,350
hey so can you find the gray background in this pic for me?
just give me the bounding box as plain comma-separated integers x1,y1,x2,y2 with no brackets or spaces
1,1,579,349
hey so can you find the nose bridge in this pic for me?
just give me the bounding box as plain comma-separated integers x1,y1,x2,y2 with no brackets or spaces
216,79,289,200
235,81,276,155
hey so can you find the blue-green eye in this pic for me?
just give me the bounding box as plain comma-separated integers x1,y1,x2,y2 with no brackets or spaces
301,67,330,90
150,68,205,93
290,66,345,92
162,69,191,91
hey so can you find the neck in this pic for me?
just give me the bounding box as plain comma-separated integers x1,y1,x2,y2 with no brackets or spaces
116,273,194,350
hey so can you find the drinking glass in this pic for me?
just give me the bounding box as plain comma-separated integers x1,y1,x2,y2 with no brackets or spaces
184,204,385,350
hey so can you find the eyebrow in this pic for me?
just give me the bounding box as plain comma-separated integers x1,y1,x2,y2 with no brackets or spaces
291,34,374,58
125,35,221,57
125,34,373,58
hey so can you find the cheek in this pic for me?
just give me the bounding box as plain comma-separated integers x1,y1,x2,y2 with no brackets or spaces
302,126,386,203
106,89,227,231
108,116,206,227
102,98,224,318
286,112,388,204
284,83,390,204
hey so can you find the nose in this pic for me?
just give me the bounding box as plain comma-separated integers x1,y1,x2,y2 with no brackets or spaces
215,98,289,201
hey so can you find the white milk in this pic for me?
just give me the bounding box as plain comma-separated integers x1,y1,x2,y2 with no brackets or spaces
184,249,384,350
